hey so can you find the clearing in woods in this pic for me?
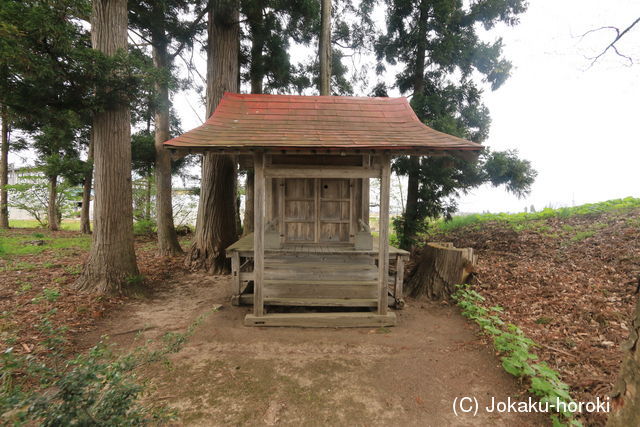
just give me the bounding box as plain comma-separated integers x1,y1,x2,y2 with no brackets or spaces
78,272,545,426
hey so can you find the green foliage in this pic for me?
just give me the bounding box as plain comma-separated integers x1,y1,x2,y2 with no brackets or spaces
393,150,537,248
571,231,595,242
429,197,640,234
452,286,582,426
133,219,157,236
376,0,535,249
1,308,217,425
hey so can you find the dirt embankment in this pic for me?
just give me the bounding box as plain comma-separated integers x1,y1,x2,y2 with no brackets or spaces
424,207,640,425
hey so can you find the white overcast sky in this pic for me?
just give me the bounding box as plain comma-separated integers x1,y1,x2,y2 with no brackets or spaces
173,0,640,214
457,0,640,212
10,0,638,215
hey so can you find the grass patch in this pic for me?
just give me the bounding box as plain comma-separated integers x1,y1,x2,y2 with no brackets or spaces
0,231,90,259
431,197,640,233
571,231,595,242
8,219,83,231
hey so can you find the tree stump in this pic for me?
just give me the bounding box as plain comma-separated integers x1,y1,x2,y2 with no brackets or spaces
607,283,640,427
405,242,477,300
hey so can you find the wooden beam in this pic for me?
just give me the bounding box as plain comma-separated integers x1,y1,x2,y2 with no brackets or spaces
244,312,396,327
231,251,241,296
378,153,391,315
253,152,265,317
264,166,380,179
394,255,405,307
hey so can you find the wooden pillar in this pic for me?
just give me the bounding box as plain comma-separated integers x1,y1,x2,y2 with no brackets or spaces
395,255,405,306
253,152,265,316
378,153,391,315
231,251,241,295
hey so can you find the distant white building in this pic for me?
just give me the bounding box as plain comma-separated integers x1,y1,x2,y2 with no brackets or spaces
6,164,94,222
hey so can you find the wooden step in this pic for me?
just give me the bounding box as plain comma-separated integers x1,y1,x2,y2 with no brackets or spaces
264,297,377,307
264,254,374,264
244,312,396,328
264,263,378,281
236,294,395,307
264,279,378,299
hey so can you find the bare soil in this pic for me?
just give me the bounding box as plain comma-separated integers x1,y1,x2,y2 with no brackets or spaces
78,273,547,426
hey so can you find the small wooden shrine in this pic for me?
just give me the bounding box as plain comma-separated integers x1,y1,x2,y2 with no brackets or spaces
165,92,481,327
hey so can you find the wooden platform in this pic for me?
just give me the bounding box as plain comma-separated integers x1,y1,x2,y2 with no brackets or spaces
244,312,397,327
226,233,409,258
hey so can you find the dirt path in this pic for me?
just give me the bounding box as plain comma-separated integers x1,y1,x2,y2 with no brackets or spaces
79,274,547,426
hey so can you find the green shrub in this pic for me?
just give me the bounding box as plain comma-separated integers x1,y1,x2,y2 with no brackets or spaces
133,219,156,235
453,286,581,426
1,308,216,425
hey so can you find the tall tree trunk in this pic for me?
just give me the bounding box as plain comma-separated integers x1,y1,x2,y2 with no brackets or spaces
80,131,94,234
319,0,332,95
185,0,239,274
47,175,59,231
0,104,8,228
608,294,640,426
247,0,265,94
243,169,254,235
152,37,182,256
75,0,139,294
400,0,428,250
401,156,420,249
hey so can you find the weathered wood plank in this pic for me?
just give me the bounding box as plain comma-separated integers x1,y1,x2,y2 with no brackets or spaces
395,255,405,308
378,153,391,315
231,251,241,295
263,280,378,299
226,233,410,256
253,152,265,317
265,166,380,179
238,294,397,307
266,297,377,307
244,312,396,327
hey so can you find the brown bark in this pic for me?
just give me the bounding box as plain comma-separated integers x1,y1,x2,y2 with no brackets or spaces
80,131,94,234
152,37,182,256
319,0,332,95
608,292,640,426
75,0,139,294
243,169,254,235
401,155,420,249
185,0,239,274
47,175,59,231
401,0,428,250
405,242,477,300
247,0,265,94
0,104,8,228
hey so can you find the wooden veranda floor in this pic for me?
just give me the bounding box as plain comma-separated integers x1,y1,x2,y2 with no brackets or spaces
226,233,409,258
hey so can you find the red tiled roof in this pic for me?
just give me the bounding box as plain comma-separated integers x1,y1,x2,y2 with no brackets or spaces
164,92,482,152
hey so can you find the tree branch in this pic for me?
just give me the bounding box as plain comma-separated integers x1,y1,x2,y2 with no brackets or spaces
169,3,212,60
584,16,640,66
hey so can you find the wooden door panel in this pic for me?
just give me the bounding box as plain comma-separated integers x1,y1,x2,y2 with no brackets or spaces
284,178,315,242
320,201,349,221
320,179,350,199
285,200,314,220
285,222,315,242
319,222,349,242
